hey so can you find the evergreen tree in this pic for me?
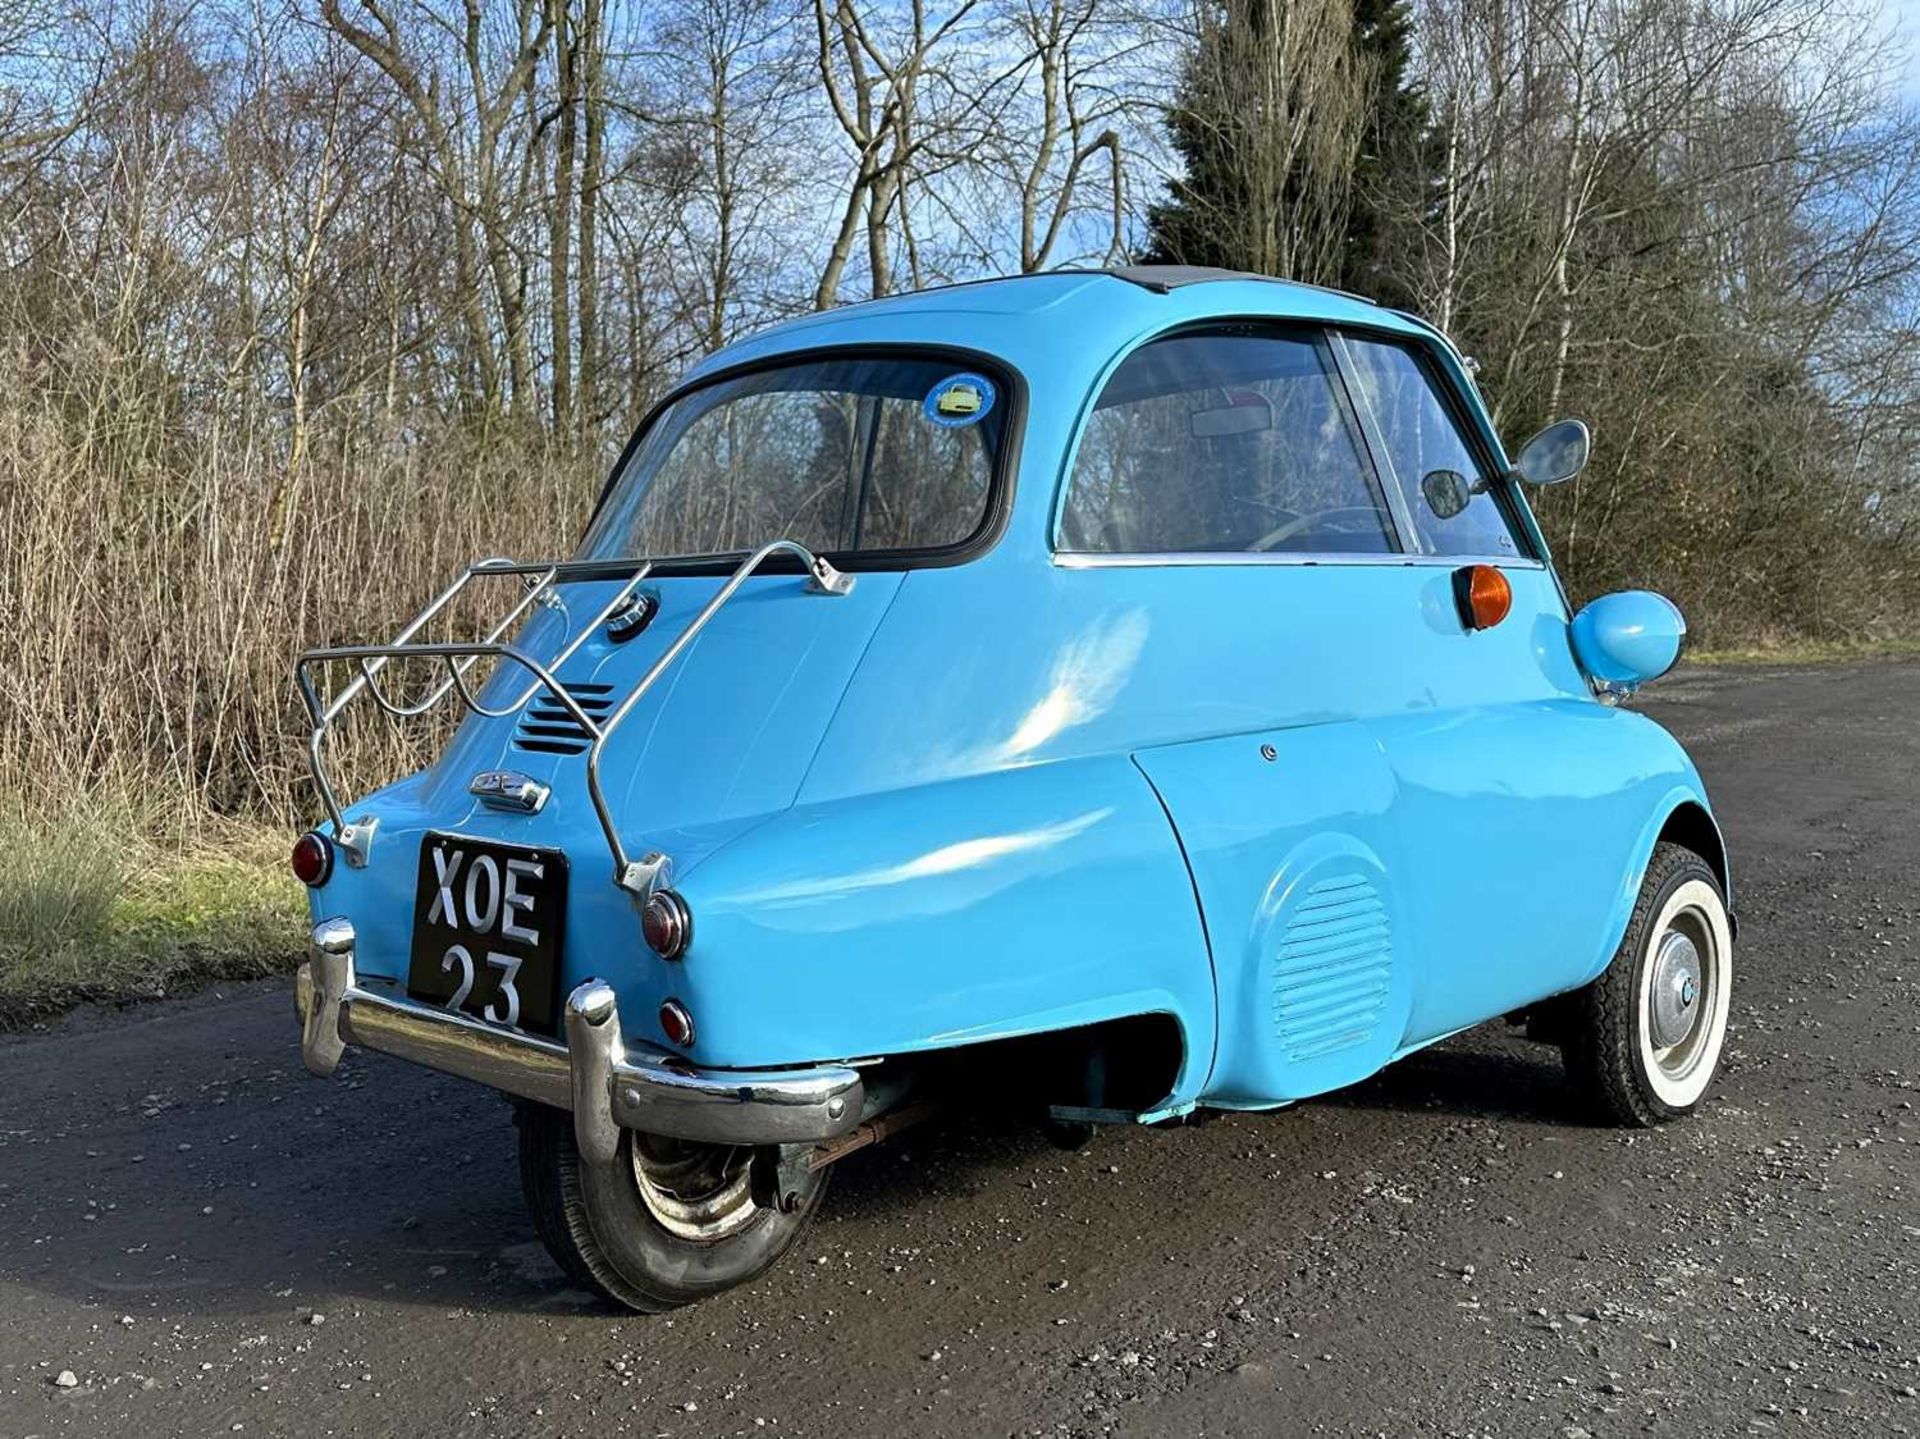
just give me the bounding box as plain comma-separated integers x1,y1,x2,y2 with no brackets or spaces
1142,20,1248,272
1145,0,1429,305
1340,0,1427,305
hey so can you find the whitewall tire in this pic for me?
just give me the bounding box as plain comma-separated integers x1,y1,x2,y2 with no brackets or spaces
1561,843,1733,1126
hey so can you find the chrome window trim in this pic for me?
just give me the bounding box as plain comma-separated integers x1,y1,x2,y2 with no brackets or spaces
1050,320,1542,567
583,342,1027,575
1051,550,1545,571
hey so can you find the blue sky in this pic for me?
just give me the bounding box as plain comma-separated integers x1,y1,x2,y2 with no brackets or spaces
1888,0,1920,98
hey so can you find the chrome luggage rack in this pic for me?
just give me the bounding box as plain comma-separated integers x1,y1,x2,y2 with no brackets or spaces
295,539,854,897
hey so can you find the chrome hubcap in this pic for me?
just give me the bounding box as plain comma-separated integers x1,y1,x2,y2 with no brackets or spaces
1649,929,1704,1049
627,1135,759,1243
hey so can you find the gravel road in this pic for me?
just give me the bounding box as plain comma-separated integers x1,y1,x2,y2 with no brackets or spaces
3,661,1916,1438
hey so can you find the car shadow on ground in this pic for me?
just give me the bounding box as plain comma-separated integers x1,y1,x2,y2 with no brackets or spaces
0,1008,1581,1323
0,1060,1080,1325
1315,1031,1583,1128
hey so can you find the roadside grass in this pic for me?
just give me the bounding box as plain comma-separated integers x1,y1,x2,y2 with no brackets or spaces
0,802,301,1029
1688,636,1920,665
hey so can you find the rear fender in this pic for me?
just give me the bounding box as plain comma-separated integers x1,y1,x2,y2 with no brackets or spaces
666,756,1216,1105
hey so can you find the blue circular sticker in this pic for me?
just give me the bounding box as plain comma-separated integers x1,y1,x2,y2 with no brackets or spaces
923,372,996,429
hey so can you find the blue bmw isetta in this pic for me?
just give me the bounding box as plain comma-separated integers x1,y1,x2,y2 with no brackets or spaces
293,266,1732,1311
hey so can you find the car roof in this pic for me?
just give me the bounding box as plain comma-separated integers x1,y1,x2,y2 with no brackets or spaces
1053,264,1374,298
681,267,1450,387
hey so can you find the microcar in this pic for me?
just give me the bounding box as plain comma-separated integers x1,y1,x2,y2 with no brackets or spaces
293,265,1733,1312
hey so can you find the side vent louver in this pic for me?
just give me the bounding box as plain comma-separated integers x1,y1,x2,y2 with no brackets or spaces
513,682,615,755
1270,872,1393,1062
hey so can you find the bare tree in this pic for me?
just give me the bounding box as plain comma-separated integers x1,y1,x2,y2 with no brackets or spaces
810,0,986,307
646,0,811,349
546,0,578,431
1002,0,1127,271
319,0,553,420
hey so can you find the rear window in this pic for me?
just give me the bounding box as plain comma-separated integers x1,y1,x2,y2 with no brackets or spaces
583,354,1008,563
1058,330,1397,556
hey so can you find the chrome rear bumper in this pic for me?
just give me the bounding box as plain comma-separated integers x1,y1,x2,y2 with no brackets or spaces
296,918,864,1158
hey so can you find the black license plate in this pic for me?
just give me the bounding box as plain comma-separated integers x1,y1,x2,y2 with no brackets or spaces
408,832,568,1036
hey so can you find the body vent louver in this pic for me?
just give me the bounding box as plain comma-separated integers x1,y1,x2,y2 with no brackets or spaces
1270,872,1393,1062
513,682,615,755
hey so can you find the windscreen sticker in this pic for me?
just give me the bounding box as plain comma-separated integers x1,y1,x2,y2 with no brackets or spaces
923,372,996,429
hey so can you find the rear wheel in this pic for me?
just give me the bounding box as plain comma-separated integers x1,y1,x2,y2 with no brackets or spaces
515,1103,827,1312
1560,842,1733,1126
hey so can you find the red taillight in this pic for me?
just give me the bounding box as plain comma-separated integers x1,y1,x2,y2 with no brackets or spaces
641,890,692,959
291,832,333,887
659,998,696,1048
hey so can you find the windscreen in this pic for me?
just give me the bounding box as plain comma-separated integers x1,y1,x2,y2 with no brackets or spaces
582,354,1008,562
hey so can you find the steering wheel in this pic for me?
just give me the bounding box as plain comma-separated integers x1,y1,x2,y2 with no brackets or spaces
1249,506,1389,552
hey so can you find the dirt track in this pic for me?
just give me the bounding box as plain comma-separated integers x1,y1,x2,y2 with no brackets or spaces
3,661,1917,1438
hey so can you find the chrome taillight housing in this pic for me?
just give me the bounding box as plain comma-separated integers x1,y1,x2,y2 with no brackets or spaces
642,889,692,959
291,832,334,887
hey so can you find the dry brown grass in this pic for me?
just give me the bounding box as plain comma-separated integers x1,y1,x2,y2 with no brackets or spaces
0,364,603,1013
0,378,598,829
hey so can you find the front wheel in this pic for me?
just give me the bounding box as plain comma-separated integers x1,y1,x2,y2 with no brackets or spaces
516,1103,827,1312
1560,842,1733,1126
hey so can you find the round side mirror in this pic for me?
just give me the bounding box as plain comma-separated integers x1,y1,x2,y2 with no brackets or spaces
1420,469,1471,520
1513,419,1591,487
1571,590,1686,695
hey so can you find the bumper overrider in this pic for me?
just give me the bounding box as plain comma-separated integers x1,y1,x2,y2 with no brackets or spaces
295,918,864,1160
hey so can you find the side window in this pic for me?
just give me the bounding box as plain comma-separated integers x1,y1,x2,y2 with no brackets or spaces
1338,337,1523,558
1060,331,1399,556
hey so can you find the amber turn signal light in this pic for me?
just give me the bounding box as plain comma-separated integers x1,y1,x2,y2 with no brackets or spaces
291,831,333,887
1452,564,1512,632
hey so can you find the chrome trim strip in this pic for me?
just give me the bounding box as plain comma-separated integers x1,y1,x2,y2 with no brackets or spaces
296,920,863,1146
1051,551,1544,571
468,769,550,814
345,982,575,1109
606,1053,861,1138
1327,329,1426,552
